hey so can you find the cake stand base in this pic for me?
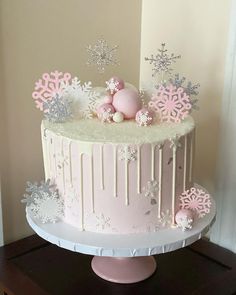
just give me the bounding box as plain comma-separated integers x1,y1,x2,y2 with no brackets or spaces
91,256,157,283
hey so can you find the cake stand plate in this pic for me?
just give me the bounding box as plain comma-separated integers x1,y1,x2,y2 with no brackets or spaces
26,184,216,283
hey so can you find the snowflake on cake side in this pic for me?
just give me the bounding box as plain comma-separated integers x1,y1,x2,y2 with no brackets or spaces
61,77,100,119
118,146,137,162
86,38,119,73
143,180,158,198
32,71,71,111
158,209,172,228
96,213,111,230
21,179,55,206
149,84,192,123
29,191,64,223
179,187,211,218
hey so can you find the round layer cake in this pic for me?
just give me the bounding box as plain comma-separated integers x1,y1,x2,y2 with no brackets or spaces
41,116,195,234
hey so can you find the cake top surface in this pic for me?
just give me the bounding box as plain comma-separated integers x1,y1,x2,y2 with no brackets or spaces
42,116,194,144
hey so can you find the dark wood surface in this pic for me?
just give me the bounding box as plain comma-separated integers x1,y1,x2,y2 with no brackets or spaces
0,235,236,295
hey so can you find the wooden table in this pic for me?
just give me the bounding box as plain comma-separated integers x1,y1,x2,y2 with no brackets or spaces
0,235,236,295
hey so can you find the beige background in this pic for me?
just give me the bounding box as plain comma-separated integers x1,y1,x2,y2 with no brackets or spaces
0,0,231,243
0,0,142,243
140,0,231,192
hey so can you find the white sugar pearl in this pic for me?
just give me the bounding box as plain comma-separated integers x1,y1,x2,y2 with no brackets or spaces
113,112,124,123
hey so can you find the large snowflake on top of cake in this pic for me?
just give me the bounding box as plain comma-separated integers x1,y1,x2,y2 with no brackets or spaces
86,38,119,73
61,77,99,119
179,187,211,218
149,84,192,123
32,71,71,111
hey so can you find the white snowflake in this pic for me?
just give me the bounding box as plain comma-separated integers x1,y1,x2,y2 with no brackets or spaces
29,191,64,223
149,84,192,123
55,153,69,171
105,78,119,94
136,110,153,126
96,213,111,230
61,77,100,119
158,210,172,227
118,146,137,162
86,38,119,73
145,43,181,79
98,107,114,123
64,187,79,210
170,135,181,149
21,179,55,206
179,187,211,218
143,180,158,198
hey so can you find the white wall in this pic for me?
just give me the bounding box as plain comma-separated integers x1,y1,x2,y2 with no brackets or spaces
140,0,231,193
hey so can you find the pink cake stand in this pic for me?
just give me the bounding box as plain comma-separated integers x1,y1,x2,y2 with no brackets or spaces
26,184,216,284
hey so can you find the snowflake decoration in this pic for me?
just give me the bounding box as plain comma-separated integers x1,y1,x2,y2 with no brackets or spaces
55,152,69,170
32,71,71,111
43,94,73,123
21,179,55,206
29,191,64,223
158,209,172,227
64,188,80,213
143,180,158,198
170,135,181,149
86,38,119,73
179,187,212,218
118,146,137,162
61,77,100,119
96,213,111,230
149,84,192,123
145,43,181,79
98,107,114,123
169,74,200,111
105,78,119,94
136,110,153,126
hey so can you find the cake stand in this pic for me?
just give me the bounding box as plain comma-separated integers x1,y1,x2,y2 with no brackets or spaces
26,185,216,284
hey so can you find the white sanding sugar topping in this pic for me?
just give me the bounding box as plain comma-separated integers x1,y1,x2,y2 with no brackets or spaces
42,116,194,144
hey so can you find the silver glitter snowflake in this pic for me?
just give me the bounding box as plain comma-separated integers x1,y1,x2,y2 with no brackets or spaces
96,213,111,230
61,77,100,119
43,94,73,123
143,180,158,198
29,191,64,223
86,38,119,73
169,74,200,111
21,179,55,206
105,78,119,94
158,209,172,227
145,43,181,79
118,146,137,162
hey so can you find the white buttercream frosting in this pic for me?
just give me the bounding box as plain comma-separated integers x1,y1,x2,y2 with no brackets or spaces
42,116,195,144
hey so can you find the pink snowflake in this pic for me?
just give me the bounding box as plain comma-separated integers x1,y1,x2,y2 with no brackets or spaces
179,187,211,218
32,71,71,111
148,84,192,123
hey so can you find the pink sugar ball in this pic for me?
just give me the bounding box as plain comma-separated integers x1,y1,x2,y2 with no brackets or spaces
97,103,115,114
175,209,194,231
135,108,154,126
104,95,113,104
112,89,142,119
106,77,125,95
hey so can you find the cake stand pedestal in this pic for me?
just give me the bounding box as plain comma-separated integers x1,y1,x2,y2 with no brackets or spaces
26,189,216,284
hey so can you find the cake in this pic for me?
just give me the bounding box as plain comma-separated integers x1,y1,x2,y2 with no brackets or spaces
24,44,212,235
